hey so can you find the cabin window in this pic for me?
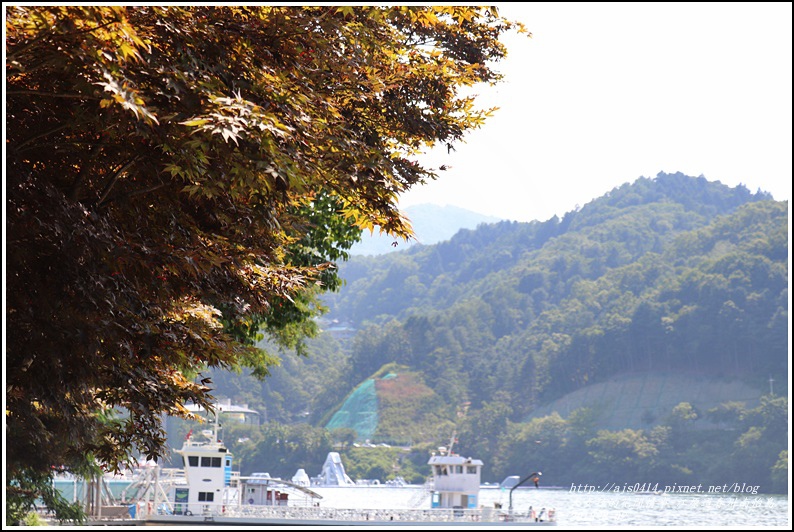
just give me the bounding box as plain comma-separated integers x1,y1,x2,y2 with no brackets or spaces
226,458,231,467
467,466,477,474
188,456,198,467
455,465,463,474
198,492,214,502
201,457,212,467
212,457,222,467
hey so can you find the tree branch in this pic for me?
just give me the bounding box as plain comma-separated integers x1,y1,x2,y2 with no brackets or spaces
7,17,122,62
68,143,101,202
126,182,168,200
13,124,70,152
95,156,142,209
6,90,99,99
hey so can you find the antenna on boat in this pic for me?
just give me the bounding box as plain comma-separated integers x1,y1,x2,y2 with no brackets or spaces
213,403,223,442
447,431,457,456
446,401,469,456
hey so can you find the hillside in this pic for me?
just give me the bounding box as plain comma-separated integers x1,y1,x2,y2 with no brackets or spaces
204,171,788,491
321,173,785,407
323,364,449,445
525,372,763,431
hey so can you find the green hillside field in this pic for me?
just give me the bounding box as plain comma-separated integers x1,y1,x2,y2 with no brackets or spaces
525,371,763,430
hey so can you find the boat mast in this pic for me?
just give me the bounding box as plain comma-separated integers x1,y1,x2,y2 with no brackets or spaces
214,407,220,441
446,431,456,456
447,401,469,456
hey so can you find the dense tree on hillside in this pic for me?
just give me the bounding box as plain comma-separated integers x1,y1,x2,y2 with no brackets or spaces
315,194,786,417
199,332,350,428
482,398,787,491
6,5,527,522
319,179,786,415
455,394,514,470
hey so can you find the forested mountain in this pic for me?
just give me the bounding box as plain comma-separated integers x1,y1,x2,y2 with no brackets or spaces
322,172,785,409
203,172,788,491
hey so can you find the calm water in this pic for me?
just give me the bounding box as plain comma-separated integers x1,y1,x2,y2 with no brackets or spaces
310,485,790,527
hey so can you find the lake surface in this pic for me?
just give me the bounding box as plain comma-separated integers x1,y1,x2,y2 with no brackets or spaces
310,485,790,527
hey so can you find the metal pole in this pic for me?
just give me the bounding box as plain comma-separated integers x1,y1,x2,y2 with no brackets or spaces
508,471,541,513
153,464,160,518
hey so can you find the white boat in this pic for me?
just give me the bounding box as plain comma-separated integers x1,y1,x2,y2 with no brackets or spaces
143,420,556,526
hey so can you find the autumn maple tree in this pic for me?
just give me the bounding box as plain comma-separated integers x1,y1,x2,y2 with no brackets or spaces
5,5,526,521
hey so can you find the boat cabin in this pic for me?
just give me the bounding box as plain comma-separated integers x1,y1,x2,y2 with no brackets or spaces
241,473,290,506
173,430,233,515
428,447,483,510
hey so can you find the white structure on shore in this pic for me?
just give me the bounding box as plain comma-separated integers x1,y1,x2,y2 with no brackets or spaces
291,468,310,487
312,452,355,486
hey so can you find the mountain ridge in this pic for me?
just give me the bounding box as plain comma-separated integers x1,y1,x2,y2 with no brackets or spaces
349,203,504,256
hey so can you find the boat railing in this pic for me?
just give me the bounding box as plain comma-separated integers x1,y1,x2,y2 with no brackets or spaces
216,504,554,523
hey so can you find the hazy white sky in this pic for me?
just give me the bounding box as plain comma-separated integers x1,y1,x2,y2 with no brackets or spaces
400,2,793,223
